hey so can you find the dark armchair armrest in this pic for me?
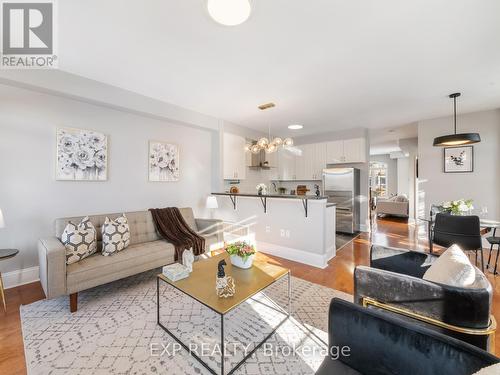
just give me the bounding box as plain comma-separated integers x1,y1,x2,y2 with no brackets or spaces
354,266,491,329
316,298,499,375
370,244,437,278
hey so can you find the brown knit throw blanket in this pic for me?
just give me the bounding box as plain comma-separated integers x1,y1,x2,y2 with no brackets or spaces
149,207,205,261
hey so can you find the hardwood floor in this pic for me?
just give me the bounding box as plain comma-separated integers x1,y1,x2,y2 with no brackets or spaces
1,217,499,374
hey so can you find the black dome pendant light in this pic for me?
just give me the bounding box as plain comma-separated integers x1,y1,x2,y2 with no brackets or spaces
433,93,481,146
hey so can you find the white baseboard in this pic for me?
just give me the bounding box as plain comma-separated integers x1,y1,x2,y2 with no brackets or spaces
2,266,40,289
359,224,370,233
257,241,330,269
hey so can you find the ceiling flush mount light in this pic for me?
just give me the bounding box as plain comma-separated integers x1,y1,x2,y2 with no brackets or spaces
207,0,251,26
288,124,303,130
433,93,481,147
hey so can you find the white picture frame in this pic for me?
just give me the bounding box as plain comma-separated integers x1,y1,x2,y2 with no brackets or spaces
148,141,180,182
56,127,108,181
444,146,473,173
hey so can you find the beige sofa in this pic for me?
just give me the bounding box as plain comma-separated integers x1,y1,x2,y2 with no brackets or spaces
38,208,223,312
376,195,409,218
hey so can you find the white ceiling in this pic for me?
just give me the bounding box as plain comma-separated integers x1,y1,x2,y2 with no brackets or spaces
58,0,500,136
369,123,418,155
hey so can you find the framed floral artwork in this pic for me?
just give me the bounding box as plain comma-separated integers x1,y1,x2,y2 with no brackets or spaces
149,141,179,182
56,128,108,181
444,146,473,173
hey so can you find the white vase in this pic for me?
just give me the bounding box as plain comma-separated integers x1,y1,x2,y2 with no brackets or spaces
230,254,254,269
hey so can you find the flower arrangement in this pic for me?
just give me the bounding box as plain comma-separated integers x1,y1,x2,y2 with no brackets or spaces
256,183,267,195
225,241,256,261
149,142,179,181
56,128,107,180
440,199,474,215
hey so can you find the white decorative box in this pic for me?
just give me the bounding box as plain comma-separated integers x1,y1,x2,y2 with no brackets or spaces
162,263,190,282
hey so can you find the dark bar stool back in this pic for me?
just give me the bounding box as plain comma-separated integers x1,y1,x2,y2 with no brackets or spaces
486,228,500,274
433,213,484,271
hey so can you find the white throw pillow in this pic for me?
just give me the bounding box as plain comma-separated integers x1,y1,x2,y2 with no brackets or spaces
473,363,500,375
102,214,131,256
423,244,476,287
61,216,97,265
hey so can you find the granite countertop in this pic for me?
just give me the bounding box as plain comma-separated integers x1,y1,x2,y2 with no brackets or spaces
212,192,329,200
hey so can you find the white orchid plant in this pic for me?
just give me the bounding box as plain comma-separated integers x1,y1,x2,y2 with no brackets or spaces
440,199,474,215
256,183,267,195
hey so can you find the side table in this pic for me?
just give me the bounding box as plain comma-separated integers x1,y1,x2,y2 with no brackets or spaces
0,249,19,311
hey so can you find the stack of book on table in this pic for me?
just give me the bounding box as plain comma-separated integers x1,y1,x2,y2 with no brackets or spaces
162,263,190,282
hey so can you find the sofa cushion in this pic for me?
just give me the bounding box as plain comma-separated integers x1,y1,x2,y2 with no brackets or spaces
66,240,175,292
423,244,476,287
101,214,131,256
56,208,198,246
61,216,97,265
178,207,197,231
473,363,500,375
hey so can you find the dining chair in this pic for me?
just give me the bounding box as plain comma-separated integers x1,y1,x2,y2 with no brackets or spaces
486,228,500,274
432,213,484,271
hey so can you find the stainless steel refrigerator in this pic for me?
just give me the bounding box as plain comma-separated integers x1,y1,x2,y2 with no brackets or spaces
323,168,360,234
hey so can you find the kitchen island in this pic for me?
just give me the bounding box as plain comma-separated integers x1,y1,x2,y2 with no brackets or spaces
212,192,336,268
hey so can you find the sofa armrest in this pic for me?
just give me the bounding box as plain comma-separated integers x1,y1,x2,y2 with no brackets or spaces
38,237,67,299
195,218,223,243
376,200,409,216
370,244,436,278
354,265,491,329
320,298,499,375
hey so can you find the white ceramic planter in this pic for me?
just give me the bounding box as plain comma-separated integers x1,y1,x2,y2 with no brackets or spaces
230,254,254,269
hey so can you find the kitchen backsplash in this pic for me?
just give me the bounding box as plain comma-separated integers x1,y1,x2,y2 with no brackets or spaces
223,168,322,195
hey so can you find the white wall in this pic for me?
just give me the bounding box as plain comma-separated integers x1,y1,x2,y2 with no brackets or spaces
397,157,410,196
418,109,500,220
370,154,398,197
0,84,214,274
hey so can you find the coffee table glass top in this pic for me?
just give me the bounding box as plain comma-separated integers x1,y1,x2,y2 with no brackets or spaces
158,253,289,315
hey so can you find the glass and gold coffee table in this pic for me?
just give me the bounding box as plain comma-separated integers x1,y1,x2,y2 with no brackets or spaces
157,253,291,375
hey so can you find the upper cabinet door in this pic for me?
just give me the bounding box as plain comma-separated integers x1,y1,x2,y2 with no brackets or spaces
343,138,366,163
326,140,344,164
278,148,296,180
223,132,246,180
313,143,327,179
294,145,307,180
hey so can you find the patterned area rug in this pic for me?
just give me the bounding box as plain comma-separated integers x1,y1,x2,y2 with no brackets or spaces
21,269,352,375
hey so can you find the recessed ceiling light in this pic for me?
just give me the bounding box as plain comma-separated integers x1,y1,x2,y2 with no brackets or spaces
207,0,252,26
288,124,303,130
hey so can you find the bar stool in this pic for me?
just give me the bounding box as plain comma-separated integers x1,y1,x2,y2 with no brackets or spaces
486,229,500,274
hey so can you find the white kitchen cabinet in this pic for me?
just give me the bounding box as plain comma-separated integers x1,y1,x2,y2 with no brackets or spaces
277,148,296,180
343,138,366,163
312,143,327,180
223,132,246,180
326,140,344,164
326,138,366,164
289,143,327,180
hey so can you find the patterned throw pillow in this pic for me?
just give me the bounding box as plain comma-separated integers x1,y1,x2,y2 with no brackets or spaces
61,216,97,265
102,214,131,256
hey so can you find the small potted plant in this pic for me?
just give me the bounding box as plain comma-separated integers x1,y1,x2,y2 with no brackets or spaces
225,241,256,269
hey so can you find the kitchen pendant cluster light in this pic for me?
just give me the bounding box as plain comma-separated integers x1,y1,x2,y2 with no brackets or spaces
245,103,293,154
246,132,293,155
433,93,481,147
207,0,251,26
